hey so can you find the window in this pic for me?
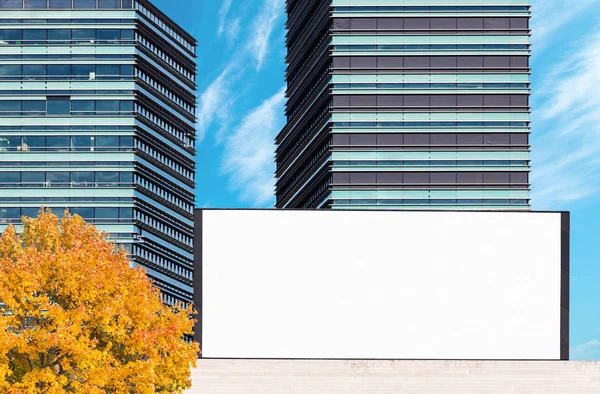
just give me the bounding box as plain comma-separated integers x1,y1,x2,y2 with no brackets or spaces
98,0,119,8
121,30,133,40
0,0,23,9
0,65,20,78
48,29,71,42
95,135,118,151
22,100,46,115
0,207,19,221
22,136,45,151
47,97,70,115
71,207,93,218
73,0,95,8
47,64,70,77
23,29,47,44
96,29,120,41
96,64,119,76
96,171,119,185
22,171,45,185
23,64,45,79
119,100,133,112
49,0,72,8
46,172,69,184
0,100,20,113
0,136,20,151
0,29,22,41
95,100,119,113
71,171,93,186
72,64,95,79
71,100,94,114
72,29,95,42
46,136,69,151
22,208,40,218
0,172,19,185
95,207,117,222
24,0,47,8
71,136,92,151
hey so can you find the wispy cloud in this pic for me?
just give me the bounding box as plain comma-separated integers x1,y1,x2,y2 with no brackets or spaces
530,29,600,208
530,0,599,52
571,340,600,360
196,66,241,143
221,87,286,206
248,0,285,70
217,0,233,37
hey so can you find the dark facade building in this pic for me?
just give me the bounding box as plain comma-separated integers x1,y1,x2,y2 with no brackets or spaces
276,1,531,210
0,0,196,305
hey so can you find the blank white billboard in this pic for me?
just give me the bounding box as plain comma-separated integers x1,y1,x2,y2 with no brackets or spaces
197,210,568,360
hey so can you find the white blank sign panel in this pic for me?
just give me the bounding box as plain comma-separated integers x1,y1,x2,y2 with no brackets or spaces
200,210,566,360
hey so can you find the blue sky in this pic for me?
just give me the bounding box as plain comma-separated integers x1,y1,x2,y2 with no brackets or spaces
151,0,600,359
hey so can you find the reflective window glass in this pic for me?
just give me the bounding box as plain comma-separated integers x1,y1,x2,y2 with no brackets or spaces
119,207,133,219
98,0,119,8
96,100,119,113
0,29,22,41
121,30,133,40
49,0,72,8
22,136,45,151
0,0,24,9
22,171,45,185
96,171,119,184
0,136,20,151
47,97,70,115
71,100,94,113
122,0,132,7
0,207,20,221
0,172,20,185
22,208,40,218
119,172,132,183
73,0,95,8
24,0,47,8
95,135,118,150
22,100,46,114
72,64,94,76
46,136,70,151
46,172,69,184
71,171,93,185
95,207,117,221
48,29,71,41
23,64,45,78
71,136,92,151
47,64,70,76
0,101,20,112
72,29,95,41
119,100,133,112
120,64,133,75
96,29,120,41
71,207,93,218
96,64,119,76
23,29,47,43
0,65,21,76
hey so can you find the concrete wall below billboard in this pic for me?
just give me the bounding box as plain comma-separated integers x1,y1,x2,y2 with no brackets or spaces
196,209,569,360
185,359,599,394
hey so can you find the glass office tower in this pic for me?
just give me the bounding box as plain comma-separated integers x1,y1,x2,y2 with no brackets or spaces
0,0,196,305
276,1,531,210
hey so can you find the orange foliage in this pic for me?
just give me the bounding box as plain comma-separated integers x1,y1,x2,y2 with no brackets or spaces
0,210,199,393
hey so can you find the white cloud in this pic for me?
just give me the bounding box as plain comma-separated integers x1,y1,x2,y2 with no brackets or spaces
225,17,241,46
196,68,233,142
530,0,599,52
570,340,600,360
221,87,286,206
530,30,600,209
248,0,285,70
217,0,233,37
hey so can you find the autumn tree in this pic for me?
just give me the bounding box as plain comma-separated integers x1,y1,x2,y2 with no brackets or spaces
0,210,199,394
